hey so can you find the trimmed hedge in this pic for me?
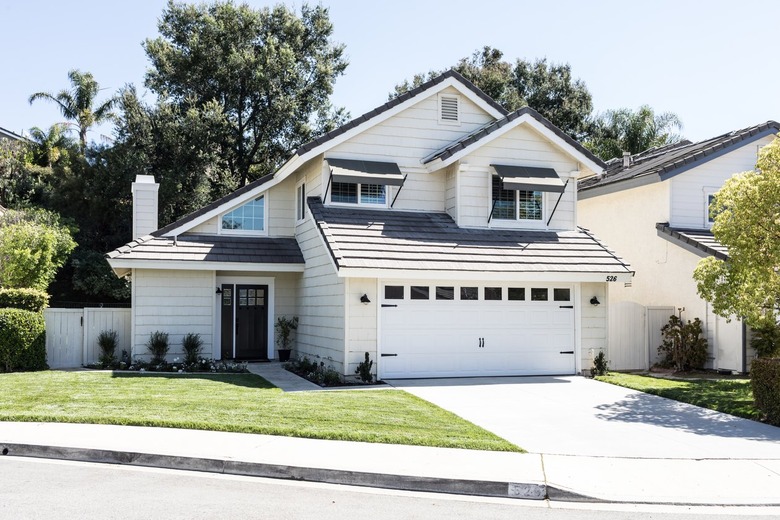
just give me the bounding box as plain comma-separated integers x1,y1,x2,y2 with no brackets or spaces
0,308,46,372
0,288,49,313
751,358,780,425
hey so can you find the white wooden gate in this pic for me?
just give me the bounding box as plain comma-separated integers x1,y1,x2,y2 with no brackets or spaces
44,308,131,368
647,306,675,367
608,301,647,370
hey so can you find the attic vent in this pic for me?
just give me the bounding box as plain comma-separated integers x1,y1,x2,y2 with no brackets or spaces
440,95,459,123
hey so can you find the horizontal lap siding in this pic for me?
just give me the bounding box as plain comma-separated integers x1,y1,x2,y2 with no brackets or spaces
188,217,218,234
133,269,214,360
345,277,377,378
268,176,295,236
670,136,772,228
581,282,607,369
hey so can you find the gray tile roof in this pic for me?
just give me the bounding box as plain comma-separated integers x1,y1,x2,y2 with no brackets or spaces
656,224,728,260
424,106,606,169
579,121,780,194
107,234,304,264
308,198,632,275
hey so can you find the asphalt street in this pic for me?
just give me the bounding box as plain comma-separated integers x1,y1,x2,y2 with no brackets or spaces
1,457,777,520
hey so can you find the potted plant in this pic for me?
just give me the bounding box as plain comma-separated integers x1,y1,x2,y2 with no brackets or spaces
275,316,298,362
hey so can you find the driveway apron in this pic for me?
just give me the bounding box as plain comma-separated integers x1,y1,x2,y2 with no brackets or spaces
389,376,780,459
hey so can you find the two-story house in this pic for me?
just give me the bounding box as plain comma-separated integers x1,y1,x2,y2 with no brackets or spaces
107,71,633,380
578,122,779,373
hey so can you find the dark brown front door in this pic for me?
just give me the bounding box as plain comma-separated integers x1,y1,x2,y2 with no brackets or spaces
235,284,268,360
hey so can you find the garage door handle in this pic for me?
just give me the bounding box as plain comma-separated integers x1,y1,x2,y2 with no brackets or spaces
381,353,397,357
381,304,398,308
559,350,574,354
559,305,573,309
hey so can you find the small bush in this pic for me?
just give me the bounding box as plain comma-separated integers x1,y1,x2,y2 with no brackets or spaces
146,331,169,364
355,352,374,383
0,288,49,313
658,315,708,371
97,330,119,367
285,356,342,386
750,320,780,358
0,308,46,372
592,350,609,377
751,358,780,425
182,333,203,366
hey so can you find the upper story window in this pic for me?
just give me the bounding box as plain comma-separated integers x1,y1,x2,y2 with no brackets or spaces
704,188,721,227
331,182,387,206
296,181,306,222
221,195,265,234
492,176,543,221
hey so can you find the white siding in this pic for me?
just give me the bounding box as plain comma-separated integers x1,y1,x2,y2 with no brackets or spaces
133,269,214,360
445,163,458,222
458,167,490,227
267,175,296,237
580,282,607,371
670,136,772,228
345,277,378,379
189,217,218,234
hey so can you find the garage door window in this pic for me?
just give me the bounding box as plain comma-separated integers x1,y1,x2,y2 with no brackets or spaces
554,288,571,301
385,286,404,299
508,287,525,301
460,287,478,300
436,286,454,300
410,286,429,300
531,288,548,301
484,287,502,300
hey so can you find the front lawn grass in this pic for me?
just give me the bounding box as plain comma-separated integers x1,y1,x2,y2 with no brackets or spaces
596,373,759,420
0,371,520,452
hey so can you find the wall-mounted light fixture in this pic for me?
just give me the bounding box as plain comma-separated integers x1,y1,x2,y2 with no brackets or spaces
215,287,223,294
360,294,371,304
590,296,600,306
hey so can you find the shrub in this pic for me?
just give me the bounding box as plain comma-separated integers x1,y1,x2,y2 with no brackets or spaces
0,308,46,372
591,350,609,377
97,330,119,367
0,288,49,313
750,320,780,358
658,314,708,371
181,333,203,365
355,352,374,383
751,358,780,425
146,331,169,364
275,316,298,350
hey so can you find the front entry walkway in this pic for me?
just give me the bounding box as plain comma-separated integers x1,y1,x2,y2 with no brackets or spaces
247,362,322,392
388,376,780,459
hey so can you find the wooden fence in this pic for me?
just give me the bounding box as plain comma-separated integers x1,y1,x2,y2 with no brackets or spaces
44,308,131,368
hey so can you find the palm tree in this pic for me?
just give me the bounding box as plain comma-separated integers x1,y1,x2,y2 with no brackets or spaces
27,124,74,167
586,105,683,161
29,69,117,152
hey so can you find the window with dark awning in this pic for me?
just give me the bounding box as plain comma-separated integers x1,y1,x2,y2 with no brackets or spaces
326,158,405,186
491,164,565,193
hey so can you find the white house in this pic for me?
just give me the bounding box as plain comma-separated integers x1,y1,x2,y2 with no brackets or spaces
578,122,779,373
107,71,633,379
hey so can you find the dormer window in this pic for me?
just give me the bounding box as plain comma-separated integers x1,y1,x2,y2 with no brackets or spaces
325,158,406,208
221,195,266,235
438,94,460,125
492,176,543,221
332,182,386,206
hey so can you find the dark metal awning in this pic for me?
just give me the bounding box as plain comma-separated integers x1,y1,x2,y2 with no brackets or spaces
492,164,565,193
326,158,405,186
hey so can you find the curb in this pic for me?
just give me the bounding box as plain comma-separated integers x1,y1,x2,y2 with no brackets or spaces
1,443,547,500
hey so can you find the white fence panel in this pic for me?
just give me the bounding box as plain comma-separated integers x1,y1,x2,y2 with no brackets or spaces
44,308,131,368
44,309,84,369
608,301,647,371
648,306,675,367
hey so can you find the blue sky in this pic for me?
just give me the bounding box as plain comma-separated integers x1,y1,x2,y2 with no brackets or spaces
1,0,778,145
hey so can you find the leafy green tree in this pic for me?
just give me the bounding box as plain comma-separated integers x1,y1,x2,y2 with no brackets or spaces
29,69,117,151
585,105,683,161
393,46,594,139
0,140,51,208
143,0,348,186
70,249,130,301
0,209,76,291
694,136,780,335
27,124,76,167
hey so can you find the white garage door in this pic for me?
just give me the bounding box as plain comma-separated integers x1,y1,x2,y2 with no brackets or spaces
380,283,576,379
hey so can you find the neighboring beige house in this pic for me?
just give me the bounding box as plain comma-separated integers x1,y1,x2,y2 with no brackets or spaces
578,122,779,373
107,71,632,379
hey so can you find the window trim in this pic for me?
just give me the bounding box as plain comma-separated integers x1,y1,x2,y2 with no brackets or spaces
489,175,546,228
703,187,719,228
219,194,268,236
296,180,307,223
328,181,390,208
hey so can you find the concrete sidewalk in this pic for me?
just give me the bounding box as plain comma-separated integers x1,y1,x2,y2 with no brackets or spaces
1,364,779,506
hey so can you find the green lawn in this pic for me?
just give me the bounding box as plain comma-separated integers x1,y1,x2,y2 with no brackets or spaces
0,371,520,452
596,373,759,420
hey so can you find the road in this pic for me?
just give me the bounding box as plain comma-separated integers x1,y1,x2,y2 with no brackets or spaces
0,457,776,520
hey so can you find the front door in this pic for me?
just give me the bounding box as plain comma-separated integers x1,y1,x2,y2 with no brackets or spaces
221,284,268,360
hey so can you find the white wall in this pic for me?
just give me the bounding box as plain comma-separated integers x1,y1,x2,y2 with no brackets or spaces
345,277,378,379
132,269,214,360
670,136,772,228
580,282,607,371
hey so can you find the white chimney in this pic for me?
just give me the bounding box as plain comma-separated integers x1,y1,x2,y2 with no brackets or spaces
131,175,159,238
622,151,631,168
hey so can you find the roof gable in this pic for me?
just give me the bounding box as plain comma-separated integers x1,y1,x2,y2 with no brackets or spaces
579,121,780,198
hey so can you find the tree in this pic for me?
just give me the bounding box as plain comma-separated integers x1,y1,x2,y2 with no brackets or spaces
143,0,348,186
0,209,76,291
392,46,594,139
29,69,117,151
27,124,76,167
585,105,683,161
693,136,780,333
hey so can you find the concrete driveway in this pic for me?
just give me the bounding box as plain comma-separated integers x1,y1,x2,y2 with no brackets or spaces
389,376,780,459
